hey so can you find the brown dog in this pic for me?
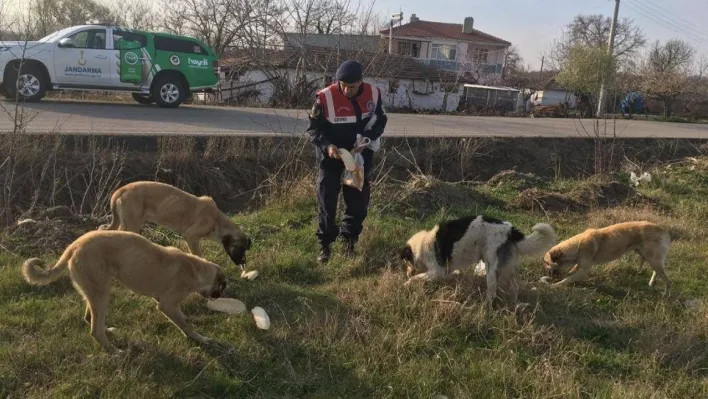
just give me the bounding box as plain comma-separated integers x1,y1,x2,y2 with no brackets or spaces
542,221,671,295
99,181,251,268
21,230,228,352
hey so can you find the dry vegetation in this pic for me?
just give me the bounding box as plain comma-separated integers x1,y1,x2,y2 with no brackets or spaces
1,130,708,397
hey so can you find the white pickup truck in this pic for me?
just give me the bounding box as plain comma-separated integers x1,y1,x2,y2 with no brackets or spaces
0,23,221,107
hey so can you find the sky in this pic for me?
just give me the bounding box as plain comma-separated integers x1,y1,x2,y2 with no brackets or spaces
5,0,707,70
373,0,708,70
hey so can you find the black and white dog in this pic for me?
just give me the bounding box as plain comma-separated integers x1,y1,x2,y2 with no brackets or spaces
400,215,557,310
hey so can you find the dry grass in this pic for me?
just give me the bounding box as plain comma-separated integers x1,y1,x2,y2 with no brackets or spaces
372,174,503,219
2,156,708,397
3,133,706,228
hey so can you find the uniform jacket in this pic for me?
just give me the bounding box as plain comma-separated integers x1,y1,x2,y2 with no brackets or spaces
306,81,388,155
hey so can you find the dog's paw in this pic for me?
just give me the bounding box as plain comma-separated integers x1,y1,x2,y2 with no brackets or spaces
539,276,552,284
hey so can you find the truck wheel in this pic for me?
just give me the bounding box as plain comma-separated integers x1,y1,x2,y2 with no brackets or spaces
151,75,186,108
5,64,47,102
131,93,154,105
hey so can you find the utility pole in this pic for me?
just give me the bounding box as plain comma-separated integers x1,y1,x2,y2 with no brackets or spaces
388,12,403,54
597,0,620,118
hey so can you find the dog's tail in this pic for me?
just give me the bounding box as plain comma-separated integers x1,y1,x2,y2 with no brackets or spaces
21,247,73,286
515,223,558,257
98,192,121,230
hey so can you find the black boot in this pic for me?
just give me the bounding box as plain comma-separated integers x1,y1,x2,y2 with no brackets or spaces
318,244,331,263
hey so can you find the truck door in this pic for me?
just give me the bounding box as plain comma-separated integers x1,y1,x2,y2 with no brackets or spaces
53,27,112,87
110,28,154,90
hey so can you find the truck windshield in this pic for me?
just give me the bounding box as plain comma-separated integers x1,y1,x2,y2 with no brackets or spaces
38,27,76,42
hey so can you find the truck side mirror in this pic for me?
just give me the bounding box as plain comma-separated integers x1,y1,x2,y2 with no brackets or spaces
58,38,75,48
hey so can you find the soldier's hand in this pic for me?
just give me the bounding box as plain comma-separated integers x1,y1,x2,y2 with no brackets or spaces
327,144,340,159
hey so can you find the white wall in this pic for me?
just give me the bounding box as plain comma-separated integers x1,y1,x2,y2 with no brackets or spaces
531,90,577,108
367,76,463,112
218,69,276,104
216,67,463,112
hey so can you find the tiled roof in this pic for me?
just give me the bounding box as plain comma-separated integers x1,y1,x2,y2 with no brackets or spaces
380,20,510,46
281,32,383,52
220,45,477,83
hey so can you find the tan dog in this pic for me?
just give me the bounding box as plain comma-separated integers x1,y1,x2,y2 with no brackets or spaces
21,230,228,352
99,181,251,268
542,221,671,295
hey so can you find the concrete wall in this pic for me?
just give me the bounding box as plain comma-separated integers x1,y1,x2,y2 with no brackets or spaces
214,67,463,112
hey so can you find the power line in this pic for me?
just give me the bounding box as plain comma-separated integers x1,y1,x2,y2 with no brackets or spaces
625,0,707,43
641,0,708,38
624,0,708,45
624,0,708,47
627,0,708,42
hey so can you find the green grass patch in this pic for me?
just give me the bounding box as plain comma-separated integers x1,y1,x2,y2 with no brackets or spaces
1,161,708,398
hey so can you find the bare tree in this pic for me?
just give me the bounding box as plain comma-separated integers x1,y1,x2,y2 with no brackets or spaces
21,0,115,39
161,0,284,56
54,0,112,26
280,0,386,37
640,39,698,117
26,0,57,39
682,55,708,118
548,14,646,71
352,0,386,35
109,0,159,31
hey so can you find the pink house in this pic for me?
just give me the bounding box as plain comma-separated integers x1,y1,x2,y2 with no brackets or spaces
379,14,511,83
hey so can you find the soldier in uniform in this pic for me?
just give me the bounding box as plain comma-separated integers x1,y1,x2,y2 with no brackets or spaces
306,60,388,263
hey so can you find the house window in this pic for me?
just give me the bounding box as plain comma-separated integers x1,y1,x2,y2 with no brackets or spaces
430,44,457,61
472,48,489,64
397,40,420,57
397,41,411,56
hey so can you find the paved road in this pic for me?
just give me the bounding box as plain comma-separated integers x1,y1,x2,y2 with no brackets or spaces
5,99,708,138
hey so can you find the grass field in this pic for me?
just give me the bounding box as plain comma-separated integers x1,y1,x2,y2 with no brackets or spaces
1,158,708,399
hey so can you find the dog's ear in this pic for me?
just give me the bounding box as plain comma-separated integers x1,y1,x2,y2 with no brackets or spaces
221,234,233,249
400,245,413,262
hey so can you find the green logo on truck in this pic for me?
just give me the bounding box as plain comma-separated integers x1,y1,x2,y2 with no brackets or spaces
124,52,139,65
188,57,208,68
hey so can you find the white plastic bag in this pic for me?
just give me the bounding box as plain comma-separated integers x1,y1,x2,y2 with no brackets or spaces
342,151,365,191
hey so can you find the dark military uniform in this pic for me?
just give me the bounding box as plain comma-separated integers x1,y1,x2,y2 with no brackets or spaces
306,64,387,261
